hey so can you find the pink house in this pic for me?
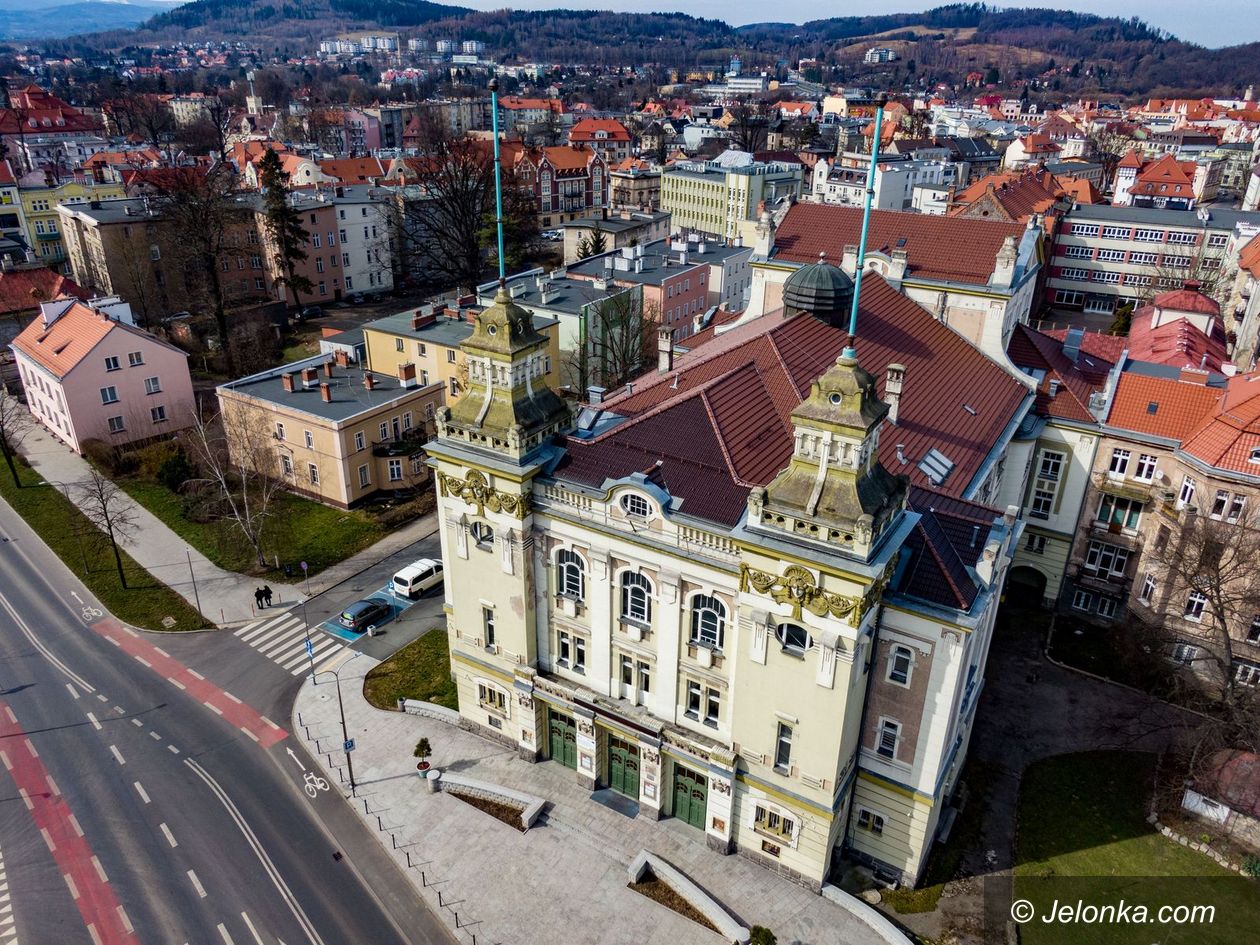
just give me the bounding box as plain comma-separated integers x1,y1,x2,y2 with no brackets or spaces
10,297,195,453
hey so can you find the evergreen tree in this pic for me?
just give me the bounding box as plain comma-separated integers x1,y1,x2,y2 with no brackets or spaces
257,149,312,311
576,223,608,260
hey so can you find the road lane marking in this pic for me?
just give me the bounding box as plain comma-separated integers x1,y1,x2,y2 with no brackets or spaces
188,869,207,899
0,752,9,771
149,731,162,740
68,813,84,837
133,655,151,668
66,683,80,700
187,669,205,681
45,773,60,795
130,719,143,727
224,692,242,704
206,703,224,716
3,709,15,724
112,706,124,715
241,912,265,945
96,694,108,703
17,789,31,811
0,592,95,692
86,924,101,945
25,742,37,758
64,873,79,900
167,677,186,690
133,782,150,804
86,712,102,731
242,728,260,743
160,823,177,847
217,923,235,944
108,745,125,765
92,856,108,883
105,637,120,647
117,905,133,933
152,645,170,657
40,828,55,852
167,744,180,754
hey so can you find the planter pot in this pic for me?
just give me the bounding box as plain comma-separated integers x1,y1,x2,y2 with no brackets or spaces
417,761,431,771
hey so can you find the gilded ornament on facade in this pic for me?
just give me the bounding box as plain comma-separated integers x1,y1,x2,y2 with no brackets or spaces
438,468,531,519
739,563,875,624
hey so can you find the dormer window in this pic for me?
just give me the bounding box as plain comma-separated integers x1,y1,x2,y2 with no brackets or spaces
1249,447,1260,464
620,493,651,519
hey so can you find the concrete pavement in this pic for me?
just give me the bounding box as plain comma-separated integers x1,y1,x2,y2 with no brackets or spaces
295,646,905,945
18,426,437,626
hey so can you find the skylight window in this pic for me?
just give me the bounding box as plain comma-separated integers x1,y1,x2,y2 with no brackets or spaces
918,448,955,486
1249,447,1260,464
575,407,602,432
1147,402,1159,415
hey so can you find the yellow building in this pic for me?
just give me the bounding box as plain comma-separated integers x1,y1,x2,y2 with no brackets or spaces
660,157,802,241
20,176,125,273
361,302,561,406
216,355,445,509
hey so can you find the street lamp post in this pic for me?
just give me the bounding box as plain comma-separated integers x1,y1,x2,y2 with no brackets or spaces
317,651,363,796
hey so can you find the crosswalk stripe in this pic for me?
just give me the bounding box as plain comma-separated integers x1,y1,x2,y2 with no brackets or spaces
234,612,294,640
279,640,341,670
256,627,309,658
243,618,303,649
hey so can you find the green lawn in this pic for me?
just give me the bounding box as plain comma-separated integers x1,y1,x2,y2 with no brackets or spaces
1015,752,1258,945
363,630,458,711
0,460,206,631
118,478,385,578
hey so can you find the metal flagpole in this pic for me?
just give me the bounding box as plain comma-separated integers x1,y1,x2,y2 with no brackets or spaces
844,92,889,359
489,76,507,286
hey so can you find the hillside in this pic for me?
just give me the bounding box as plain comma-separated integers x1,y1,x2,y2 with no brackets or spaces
0,0,175,40
36,2,1260,98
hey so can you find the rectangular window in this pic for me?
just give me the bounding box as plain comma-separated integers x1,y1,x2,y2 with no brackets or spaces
339,229,347,243
857,809,884,835
685,680,701,718
1063,245,1092,259
281,454,293,476
774,722,792,770
1134,453,1157,481
1171,642,1198,665
396,338,405,352
100,386,118,404
557,631,571,666
1038,450,1064,481
637,661,651,693
418,343,427,357
1229,495,1247,522
1097,249,1126,262
275,422,285,441
1109,449,1130,475
1235,661,1260,687
1167,231,1198,245
308,463,320,486
447,350,457,363
1060,267,1089,281
1084,540,1130,578
1030,489,1055,519
388,459,403,481
1101,226,1130,240
1184,592,1207,622
449,377,458,397
106,415,125,433
704,687,720,725
144,376,161,395
104,356,120,372
1248,616,1260,644
1139,572,1157,604
573,636,586,672
1133,228,1163,242
315,258,324,273
1025,533,1047,554
1054,289,1085,306
358,465,370,487
1096,597,1119,619
1096,495,1142,530
327,231,335,246
353,431,365,451
1207,233,1228,247
876,719,899,759
150,405,166,423
379,422,388,441
312,233,321,248
1129,252,1158,265
1178,475,1196,508
1071,224,1100,237
319,282,326,296
483,607,496,646
1072,588,1093,611
1212,490,1229,518
301,430,312,449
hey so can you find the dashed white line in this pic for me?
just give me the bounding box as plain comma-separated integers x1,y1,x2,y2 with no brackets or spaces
63,873,79,901
242,728,260,743
167,677,187,690
188,669,206,681
188,869,207,899
92,855,109,883
96,694,108,703
0,751,10,771
133,655,151,668
66,683,80,700
206,703,224,716
1,707,13,724
112,706,124,715
18,788,32,810
68,813,84,837
86,712,102,731
224,692,242,704
105,637,121,647
167,744,180,754
25,741,38,758
153,645,170,657
260,716,282,732
149,731,162,741
130,718,144,728
86,923,102,945
241,911,265,945
133,781,150,804
39,827,55,852
45,773,60,796
109,745,125,766
217,922,235,944
117,905,133,934
160,822,178,848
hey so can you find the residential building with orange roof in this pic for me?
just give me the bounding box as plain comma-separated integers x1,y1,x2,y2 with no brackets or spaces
567,118,631,163
1230,234,1260,370
1002,133,1061,170
502,143,609,228
9,296,195,452
947,167,1095,236
608,158,661,210
496,96,567,134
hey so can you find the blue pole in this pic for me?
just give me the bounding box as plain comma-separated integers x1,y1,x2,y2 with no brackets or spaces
843,93,889,360
489,77,506,285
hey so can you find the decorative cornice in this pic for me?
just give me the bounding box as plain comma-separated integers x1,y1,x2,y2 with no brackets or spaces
437,468,531,519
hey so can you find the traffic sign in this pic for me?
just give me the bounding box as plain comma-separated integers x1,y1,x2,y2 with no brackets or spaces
343,739,356,753
301,561,308,571
304,638,315,656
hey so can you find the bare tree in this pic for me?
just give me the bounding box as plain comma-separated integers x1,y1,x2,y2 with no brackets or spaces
1143,245,1231,304
1087,126,1136,193
566,288,656,391
184,407,287,569
77,466,139,589
726,97,772,154
110,95,178,165
0,381,33,488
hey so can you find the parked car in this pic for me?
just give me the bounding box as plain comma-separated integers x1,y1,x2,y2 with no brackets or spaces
392,558,444,599
347,292,367,305
542,229,563,241
297,304,323,321
338,599,392,632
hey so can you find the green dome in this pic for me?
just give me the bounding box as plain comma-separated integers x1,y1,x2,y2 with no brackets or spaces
783,254,853,317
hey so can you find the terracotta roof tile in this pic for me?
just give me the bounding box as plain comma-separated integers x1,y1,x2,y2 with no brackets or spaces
11,301,117,377
1240,234,1260,279
317,158,385,183
1106,372,1221,439
1044,327,1129,363
1179,374,1260,473
1008,324,1112,423
569,118,631,143
774,202,1022,287
0,270,89,318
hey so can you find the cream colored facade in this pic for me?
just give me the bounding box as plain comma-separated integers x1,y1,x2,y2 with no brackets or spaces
660,161,803,241
427,278,1021,888
217,358,444,509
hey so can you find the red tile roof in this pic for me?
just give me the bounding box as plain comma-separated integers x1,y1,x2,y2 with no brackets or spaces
1117,148,1144,170
1149,286,1220,317
900,488,998,611
317,158,385,183
0,86,99,136
0,159,14,186
555,276,1030,526
1179,374,1260,473
1008,324,1113,423
1126,296,1229,372
774,202,1023,287
11,300,183,378
1044,327,1129,363
568,118,630,144
1106,372,1221,439
0,270,89,317
1130,153,1196,198
1240,234,1260,279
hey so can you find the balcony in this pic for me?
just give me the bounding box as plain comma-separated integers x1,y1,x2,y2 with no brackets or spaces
371,430,429,457
1072,563,1132,593
35,230,61,241
1092,472,1155,503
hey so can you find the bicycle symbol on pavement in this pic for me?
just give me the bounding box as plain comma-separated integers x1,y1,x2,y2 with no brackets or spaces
303,771,330,798
80,606,103,622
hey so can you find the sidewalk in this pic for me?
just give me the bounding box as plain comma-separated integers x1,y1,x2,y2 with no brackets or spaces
294,650,907,945
18,428,436,627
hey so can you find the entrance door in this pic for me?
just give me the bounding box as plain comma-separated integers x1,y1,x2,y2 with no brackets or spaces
548,711,577,769
671,763,708,830
607,736,640,798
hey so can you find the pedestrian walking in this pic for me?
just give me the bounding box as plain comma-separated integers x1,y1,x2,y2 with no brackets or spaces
263,585,273,607
254,587,264,609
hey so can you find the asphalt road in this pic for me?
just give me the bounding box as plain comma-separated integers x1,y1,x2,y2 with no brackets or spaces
0,503,453,945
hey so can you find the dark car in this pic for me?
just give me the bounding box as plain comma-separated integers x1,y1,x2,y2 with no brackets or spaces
347,292,367,305
338,599,392,632
297,304,323,321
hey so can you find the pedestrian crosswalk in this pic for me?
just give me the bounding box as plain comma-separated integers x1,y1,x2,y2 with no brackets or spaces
0,842,17,945
233,610,345,675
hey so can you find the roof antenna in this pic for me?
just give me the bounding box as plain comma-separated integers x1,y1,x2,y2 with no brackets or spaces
843,92,888,361
489,74,507,289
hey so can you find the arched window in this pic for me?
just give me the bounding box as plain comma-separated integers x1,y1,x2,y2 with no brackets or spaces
620,493,651,519
775,623,812,655
470,521,494,547
690,594,726,649
556,549,585,601
620,571,652,624
887,645,914,686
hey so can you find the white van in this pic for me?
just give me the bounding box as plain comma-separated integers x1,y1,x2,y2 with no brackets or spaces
392,558,444,599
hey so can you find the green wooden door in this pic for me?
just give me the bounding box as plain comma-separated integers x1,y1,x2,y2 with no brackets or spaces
548,711,577,769
608,736,640,798
671,763,707,830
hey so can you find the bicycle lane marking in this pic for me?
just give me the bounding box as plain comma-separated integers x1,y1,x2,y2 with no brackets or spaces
87,619,287,749
0,698,136,945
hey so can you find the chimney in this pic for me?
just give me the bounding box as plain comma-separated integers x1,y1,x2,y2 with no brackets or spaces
679,249,688,265
301,366,319,389
411,310,436,330
320,382,332,402
657,326,674,373
1048,378,1061,397
697,241,707,255
587,385,607,404
322,360,335,378
334,349,350,368
398,361,417,388
364,372,377,390
282,373,296,392
1178,366,1209,385
884,363,905,424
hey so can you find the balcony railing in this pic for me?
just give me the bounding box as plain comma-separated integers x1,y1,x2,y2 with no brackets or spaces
371,429,430,457
1092,472,1155,503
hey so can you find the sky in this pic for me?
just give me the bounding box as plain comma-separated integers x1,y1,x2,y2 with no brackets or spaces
447,1,1259,49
